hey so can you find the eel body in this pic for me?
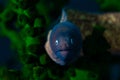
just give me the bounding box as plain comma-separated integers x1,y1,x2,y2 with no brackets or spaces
45,8,120,65
65,9,120,54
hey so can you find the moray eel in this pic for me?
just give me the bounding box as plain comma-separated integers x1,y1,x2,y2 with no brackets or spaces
45,0,100,65
45,9,82,66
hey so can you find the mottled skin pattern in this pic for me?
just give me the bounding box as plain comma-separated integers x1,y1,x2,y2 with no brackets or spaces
45,21,82,65
45,8,120,65
65,9,120,54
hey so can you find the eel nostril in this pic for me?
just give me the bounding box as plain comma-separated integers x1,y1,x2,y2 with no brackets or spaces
70,38,74,45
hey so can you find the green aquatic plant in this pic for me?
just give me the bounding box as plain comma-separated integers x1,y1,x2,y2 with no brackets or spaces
0,0,70,79
96,0,120,11
70,69,98,80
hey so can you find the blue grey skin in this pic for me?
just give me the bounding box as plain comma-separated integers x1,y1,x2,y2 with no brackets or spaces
49,21,82,65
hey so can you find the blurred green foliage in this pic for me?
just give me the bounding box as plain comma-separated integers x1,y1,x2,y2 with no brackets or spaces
70,69,98,80
96,0,120,11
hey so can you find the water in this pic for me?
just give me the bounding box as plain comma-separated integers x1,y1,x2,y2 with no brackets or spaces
66,0,100,13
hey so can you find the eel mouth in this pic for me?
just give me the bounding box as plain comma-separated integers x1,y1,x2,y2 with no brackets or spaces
59,50,69,57
56,49,71,59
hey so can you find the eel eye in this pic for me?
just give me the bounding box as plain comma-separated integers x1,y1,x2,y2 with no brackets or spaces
55,40,59,45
